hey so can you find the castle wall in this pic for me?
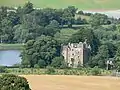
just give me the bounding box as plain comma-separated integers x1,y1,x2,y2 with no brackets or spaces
62,42,90,68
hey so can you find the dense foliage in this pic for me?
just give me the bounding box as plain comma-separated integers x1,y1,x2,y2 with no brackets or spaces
21,35,61,68
0,2,120,70
0,66,7,73
0,74,31,90
69,27,99,55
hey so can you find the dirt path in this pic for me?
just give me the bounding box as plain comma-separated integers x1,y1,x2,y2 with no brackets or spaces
23,75,120,90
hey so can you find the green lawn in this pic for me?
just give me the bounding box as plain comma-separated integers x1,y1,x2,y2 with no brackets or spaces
0,44,23,50
55,28,78,42
0,0,120,10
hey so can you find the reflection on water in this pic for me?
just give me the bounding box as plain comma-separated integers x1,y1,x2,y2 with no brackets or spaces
0,50,21,66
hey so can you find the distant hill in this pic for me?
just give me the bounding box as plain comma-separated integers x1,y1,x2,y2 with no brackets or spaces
0,0,120,10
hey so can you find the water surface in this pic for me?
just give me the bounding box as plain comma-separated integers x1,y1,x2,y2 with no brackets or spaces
0,50,21,66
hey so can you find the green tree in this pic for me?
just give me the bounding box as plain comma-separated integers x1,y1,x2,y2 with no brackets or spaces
62,6,77,27
0,74,31,90
89,13,108,27
49,20,59,28
21,35,61,67
105,43,116,58
23,1,33,14
7,11,20,25
88,45,109,68
69,27,99,55
0,66,7,73
0,6,7,19
115,45,120,71
37,59,46,68
51,56,64,68
13,23,44,43
44,20,60,36
1,18,14,43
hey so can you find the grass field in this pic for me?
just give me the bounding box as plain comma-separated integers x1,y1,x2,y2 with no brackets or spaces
58,29,78,41
23,75,120,90
0,44,23,50
0,0,120,10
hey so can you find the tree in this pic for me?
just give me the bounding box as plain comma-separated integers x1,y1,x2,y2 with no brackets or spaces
21,35,61,67
0,18,14,43
62,6,77,28
13,23,44,43
105,43,116,58
30,9,48,26
69,27,99,55
77,10,84,15
54,9,64,25
88,45,109,68
37,59,46,68
51,56,64,68
13,24,29,43
0,66,7,73
89,13,108,27
115,45,120,71
44,20,60,36
23,1,34,14
49,20,59,28
75,17,87,25
7,11,20,25
0,6,7,19
0,74,31,90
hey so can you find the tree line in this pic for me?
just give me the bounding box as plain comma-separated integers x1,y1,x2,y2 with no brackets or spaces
0,2,120,71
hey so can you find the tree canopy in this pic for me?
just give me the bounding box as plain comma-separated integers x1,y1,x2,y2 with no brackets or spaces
21,35,61,68
0,74,31,90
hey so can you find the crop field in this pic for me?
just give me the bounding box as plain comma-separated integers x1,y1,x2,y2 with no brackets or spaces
23,75,120,90
0,0,120,10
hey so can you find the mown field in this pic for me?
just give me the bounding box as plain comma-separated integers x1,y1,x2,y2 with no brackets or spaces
0,0,120,10
23,75,120,90
0,44,23,50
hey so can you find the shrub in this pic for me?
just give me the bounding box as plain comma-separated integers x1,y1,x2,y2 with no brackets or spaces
51,56,65,68
0,66,7,73
34,64,40,68
45,66,55,74
91,66,101,76
63,69,69,75
0,74,31,90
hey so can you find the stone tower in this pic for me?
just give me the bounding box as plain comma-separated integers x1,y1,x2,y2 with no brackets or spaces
61,40,91,68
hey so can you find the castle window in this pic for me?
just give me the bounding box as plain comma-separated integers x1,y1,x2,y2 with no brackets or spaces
71,58,74,67
78,56,79,58
72,53,74,56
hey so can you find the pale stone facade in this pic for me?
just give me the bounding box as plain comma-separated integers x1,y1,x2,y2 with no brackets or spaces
62,40,91,68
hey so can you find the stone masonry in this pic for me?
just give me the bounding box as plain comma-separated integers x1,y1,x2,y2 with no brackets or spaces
62,40,91,68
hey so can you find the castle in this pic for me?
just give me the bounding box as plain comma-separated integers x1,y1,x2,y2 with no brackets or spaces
62,40,91,68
